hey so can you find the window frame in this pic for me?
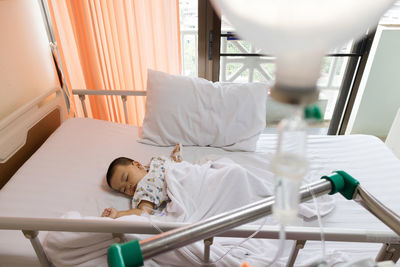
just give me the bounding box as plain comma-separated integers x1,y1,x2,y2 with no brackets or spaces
198,0,376,135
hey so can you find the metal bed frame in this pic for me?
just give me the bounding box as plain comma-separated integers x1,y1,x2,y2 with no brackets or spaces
1,172,399,267
0,89,399,267
108,171,400,266
72,89,146,123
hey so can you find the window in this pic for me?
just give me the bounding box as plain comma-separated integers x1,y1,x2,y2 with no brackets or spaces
180,0,400,134
219,16,361,134
179,0,198,77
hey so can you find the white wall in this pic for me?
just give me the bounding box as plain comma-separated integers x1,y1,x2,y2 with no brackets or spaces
346,26,400,139
0,0,59,120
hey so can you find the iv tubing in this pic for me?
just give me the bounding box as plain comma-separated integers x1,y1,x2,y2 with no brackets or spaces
138,180,332,261
179,216,270,265
307,184,326,262
145,205,288,267
179,221,287,266
146,210,287,266
272,106,308,225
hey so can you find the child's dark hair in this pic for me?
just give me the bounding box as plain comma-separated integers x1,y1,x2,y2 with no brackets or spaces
106,157,133,188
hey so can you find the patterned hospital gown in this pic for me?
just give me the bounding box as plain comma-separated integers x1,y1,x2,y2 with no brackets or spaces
132,156,169,209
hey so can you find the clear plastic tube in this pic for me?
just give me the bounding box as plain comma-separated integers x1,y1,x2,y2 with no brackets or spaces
307,184,326,263
144,211,287,266
180,216,270,266
271,107,308,224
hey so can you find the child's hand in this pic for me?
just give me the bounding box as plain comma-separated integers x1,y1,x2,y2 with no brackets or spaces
171,144,183,162
173,143,181,151
102,207,118,219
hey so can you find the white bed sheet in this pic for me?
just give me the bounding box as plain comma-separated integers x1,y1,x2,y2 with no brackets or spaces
1,118,400,266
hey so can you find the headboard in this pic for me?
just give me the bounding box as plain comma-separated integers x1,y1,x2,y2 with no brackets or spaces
0,88,68,188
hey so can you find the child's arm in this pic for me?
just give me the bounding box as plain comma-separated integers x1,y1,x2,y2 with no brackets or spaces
170,143,183,162
102,200,155,219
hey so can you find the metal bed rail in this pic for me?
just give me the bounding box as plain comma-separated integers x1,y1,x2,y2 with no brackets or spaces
1,217,399,241
1,183,400,266
1,219,399,267
71,89,147,124
1,175,400,266
0,163,400,266
108,172,400,267
138,179,332,261
1,218,399,267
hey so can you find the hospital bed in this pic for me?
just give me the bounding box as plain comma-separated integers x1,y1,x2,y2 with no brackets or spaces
1,86,400,267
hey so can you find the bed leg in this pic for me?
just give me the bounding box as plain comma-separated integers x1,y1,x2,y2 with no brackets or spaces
78,94,88,118
203,237,214,263
286,240,306,267
22,230,52,267
376,243,400,263
121,95,129,124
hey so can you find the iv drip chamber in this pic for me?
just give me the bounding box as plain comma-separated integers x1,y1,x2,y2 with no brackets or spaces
271,108,308,224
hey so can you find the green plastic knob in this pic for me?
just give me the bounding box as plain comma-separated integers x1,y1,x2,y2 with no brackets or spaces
304,105,322,121
108,239,143,267
321,170,360,200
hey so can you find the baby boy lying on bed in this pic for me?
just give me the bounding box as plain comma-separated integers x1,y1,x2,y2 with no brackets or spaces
102,145,333,221
102,144,182,219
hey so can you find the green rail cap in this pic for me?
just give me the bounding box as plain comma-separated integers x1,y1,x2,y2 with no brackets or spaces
321,170,360,200
304,105,322,121
108,239,143,267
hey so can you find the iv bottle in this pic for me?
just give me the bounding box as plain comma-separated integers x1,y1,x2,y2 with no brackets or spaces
271,107,308,224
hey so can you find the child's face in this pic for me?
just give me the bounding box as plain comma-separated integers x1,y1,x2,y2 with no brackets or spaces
109,161,147,196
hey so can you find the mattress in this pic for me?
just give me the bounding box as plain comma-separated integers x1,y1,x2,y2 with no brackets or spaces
0,118,400,266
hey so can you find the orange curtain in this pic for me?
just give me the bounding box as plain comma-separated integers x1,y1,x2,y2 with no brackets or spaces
48,0,181,125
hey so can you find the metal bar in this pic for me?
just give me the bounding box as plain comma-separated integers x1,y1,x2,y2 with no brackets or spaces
211,10,221,82
197,0,208,79
22,230,52,267
376,243,400,262
327,38,364,135
38,0,72,103
1,217,398,242
203,237,213,263
121,95,129,124
1,218,185,234
78,95,88,118
38,0,56,43
221,33,236,37
286,240,306,267
72,89,146,96
139,180,332,260
355,186,400,236
208,30,213,60
221,53,273,57
219,53,363,57
339,30,376,135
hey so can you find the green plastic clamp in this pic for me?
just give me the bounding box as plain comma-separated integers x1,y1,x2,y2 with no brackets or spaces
304,105,322,121
108,239,143,267
321,170,360,200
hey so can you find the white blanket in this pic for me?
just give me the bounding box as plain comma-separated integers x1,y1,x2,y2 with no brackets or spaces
165,157,334,222
44,158,335,266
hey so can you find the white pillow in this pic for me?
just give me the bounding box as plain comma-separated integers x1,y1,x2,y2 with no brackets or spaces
139,69,267,151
